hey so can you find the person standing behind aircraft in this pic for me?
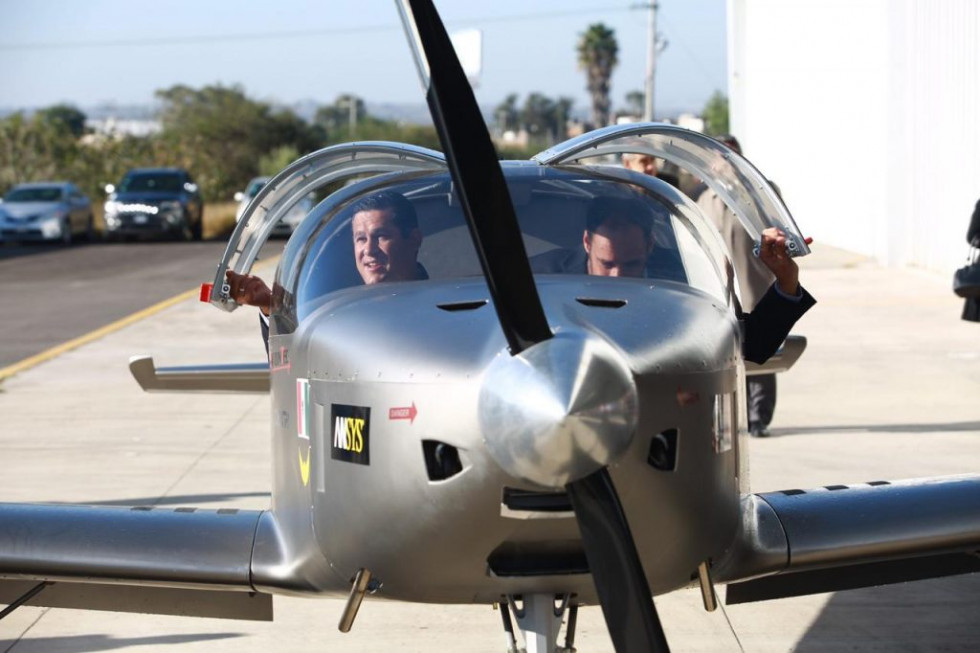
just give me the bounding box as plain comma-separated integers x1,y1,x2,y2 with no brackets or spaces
622,152,658,178
225,190,425,345
696,135,782,437
962,198,980,322
622,152,681,189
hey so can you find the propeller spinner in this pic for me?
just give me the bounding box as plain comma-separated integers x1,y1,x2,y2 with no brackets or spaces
479,332,638,489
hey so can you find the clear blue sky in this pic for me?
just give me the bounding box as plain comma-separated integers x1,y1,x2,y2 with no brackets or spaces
0,0,726,117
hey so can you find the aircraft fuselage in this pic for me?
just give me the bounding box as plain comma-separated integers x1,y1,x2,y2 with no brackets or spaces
254,275,745,604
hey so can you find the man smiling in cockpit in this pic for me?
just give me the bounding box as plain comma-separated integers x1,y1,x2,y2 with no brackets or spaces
225,190,425,349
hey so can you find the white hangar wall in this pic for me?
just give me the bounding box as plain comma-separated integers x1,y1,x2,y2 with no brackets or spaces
728,0,980,272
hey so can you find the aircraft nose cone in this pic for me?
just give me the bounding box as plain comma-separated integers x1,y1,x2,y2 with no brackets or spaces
479,332,638,489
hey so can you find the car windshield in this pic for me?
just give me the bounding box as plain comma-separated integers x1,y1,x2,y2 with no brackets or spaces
5,187,64,202
119,173,182,193
273,166,730,332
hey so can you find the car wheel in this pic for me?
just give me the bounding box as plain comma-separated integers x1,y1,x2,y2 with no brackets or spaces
61,220,73,246
175,210,192,241
192,214,203,241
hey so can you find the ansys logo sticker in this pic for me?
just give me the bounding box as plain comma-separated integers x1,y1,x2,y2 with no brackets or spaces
331,404,370,466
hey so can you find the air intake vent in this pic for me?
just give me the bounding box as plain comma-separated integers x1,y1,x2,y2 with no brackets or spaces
648,428,678,471
422,440,463,481
502,488,572,513
576,298,627,308
436,300,488,312
487,541,589,577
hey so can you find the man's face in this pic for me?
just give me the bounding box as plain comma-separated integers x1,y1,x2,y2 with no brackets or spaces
583,221,652,278
623,155,658,177
352,208,421,285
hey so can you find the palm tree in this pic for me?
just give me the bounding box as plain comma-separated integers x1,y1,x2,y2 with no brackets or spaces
577,23,619,128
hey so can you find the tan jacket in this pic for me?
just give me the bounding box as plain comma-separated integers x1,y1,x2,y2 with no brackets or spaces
696,189,774,310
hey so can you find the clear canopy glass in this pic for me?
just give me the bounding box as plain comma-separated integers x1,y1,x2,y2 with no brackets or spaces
265,164,733,333
535,123,810,258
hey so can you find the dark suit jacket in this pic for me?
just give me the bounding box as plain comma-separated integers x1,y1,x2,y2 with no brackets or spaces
741,284,817,364
969,199,980,247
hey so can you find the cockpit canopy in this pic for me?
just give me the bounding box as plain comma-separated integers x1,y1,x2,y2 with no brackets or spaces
270,164,733,334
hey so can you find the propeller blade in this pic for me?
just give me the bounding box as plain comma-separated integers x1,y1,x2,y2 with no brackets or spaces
398,4,666,651
399,0,552,354
566,469,671,653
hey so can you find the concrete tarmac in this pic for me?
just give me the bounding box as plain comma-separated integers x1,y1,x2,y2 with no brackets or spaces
1,246,979,652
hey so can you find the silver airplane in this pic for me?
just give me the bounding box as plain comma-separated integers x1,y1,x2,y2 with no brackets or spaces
2,2,979,651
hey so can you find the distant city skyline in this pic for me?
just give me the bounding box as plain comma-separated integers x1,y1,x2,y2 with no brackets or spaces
0,0,726,119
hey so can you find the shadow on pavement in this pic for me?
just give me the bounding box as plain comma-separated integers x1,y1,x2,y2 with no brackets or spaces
793,574,980,652
0,632,243,652
0,242,80,261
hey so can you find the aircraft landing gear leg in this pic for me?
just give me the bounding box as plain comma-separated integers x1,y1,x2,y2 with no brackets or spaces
498,600,521,653
505,593,571,653
561,602,578,653
338,568,379,633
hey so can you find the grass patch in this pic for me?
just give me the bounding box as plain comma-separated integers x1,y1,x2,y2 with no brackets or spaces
204,201,238,240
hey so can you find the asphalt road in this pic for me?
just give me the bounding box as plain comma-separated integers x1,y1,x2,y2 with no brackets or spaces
1,239,283,369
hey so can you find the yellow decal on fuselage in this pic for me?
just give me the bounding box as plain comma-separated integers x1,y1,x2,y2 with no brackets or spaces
299,446,311,486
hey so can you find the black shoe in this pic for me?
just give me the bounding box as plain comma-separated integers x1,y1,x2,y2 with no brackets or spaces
749,422,770,438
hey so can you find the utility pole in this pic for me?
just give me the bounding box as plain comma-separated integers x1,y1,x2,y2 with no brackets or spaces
338,96,358,138
632,2,667,122
644,1,657,122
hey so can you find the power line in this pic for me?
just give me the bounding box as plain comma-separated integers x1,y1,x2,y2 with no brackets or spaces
0,6,632,52
657,12,725,90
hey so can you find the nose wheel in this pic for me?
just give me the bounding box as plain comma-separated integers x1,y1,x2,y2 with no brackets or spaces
499,593,577,653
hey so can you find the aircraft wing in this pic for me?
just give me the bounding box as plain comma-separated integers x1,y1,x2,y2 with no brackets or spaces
744,335,806,376
129,355,269,393
0,503,272,620
717,475,980,603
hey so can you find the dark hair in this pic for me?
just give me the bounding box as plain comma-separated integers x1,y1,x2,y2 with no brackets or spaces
350,190,419,236
585,196,654,241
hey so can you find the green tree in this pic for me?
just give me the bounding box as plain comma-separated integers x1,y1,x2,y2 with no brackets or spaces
70,133,156,201
624,90,645,118
702,91,729,136
577,23,618,128
494,93,519,132
353,118,441,151
521,93,556,141
0,113,76,194
155,84,322,199
552,96,574,141
259,145,301,177
314,94,366,141
313,94,441,151
36,104,88,138
523,94,575,143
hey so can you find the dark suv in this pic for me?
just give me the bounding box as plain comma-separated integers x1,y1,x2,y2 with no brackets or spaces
103,168,204,240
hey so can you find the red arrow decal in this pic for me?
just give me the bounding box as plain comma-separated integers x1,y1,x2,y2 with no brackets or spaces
388,402,418,424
